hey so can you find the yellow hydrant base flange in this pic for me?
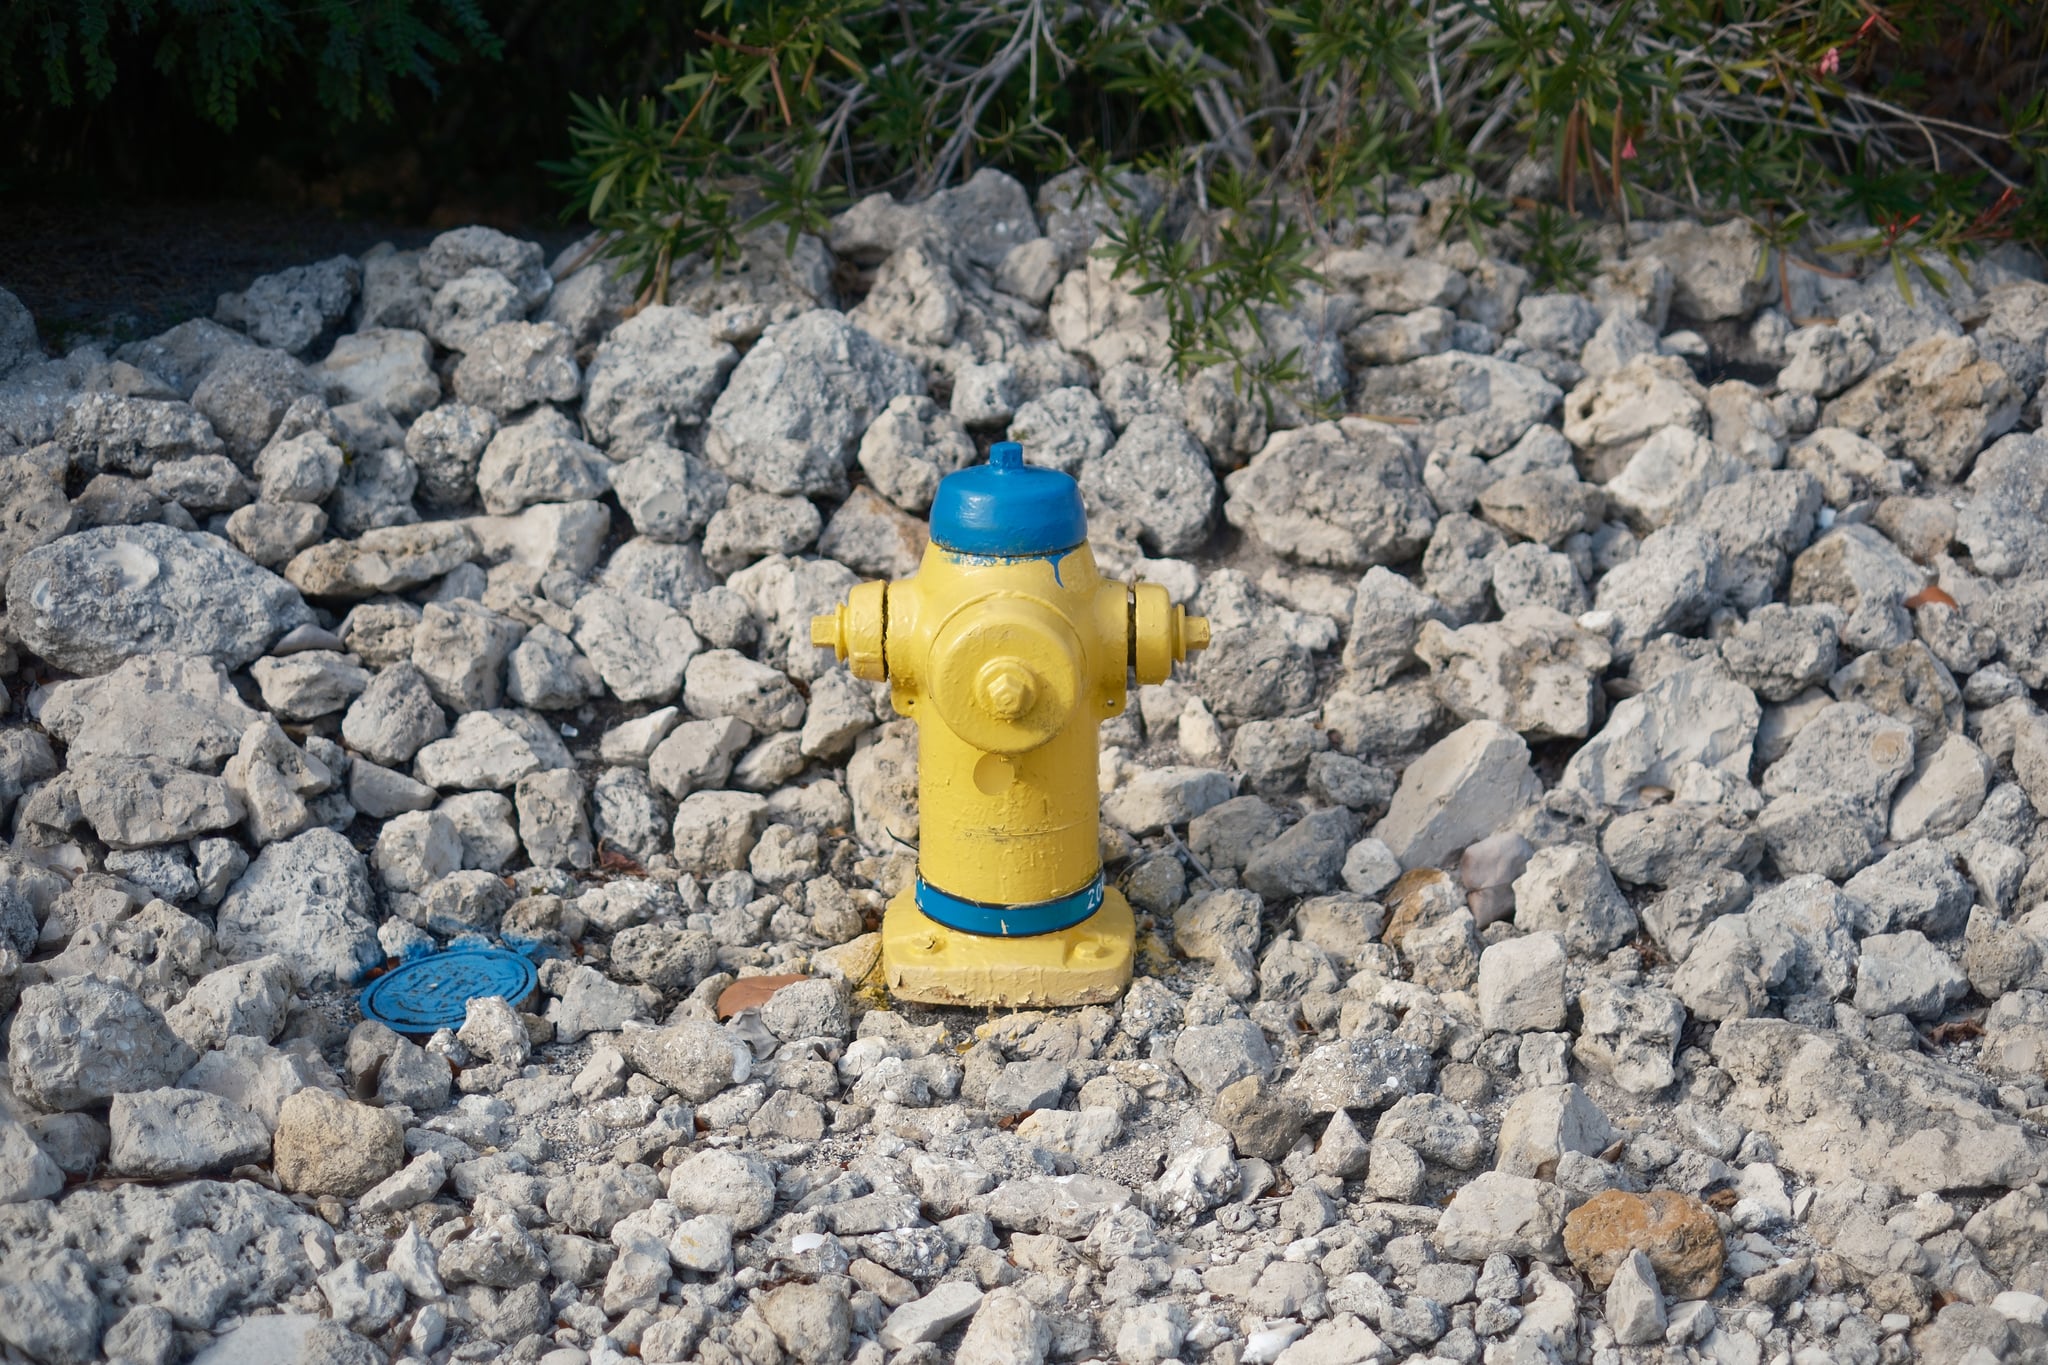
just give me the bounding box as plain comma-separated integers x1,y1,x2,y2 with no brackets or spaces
880,885,1135,1008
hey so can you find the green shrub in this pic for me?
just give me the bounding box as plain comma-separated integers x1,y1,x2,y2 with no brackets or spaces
554,0,2048,411
2,0,500,129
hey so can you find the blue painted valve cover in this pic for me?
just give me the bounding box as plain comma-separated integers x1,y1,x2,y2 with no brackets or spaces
358,947,539,1034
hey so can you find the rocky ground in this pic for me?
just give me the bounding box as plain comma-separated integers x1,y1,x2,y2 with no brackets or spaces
2,170,2048,1365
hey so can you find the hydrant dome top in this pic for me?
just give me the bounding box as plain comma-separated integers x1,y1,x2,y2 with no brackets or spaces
929,440,1088,558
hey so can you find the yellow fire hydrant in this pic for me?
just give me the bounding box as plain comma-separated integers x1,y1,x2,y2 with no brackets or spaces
812,440,1209,1007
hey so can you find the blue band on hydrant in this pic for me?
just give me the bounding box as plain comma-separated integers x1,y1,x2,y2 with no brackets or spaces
916,873,1105,937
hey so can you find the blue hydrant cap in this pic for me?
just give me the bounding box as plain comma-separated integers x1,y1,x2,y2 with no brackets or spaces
928,441,1087,557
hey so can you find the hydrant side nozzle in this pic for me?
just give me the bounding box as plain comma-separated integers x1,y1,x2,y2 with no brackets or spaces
810,609,844,655
813,581,890,681
1130,583,1209,684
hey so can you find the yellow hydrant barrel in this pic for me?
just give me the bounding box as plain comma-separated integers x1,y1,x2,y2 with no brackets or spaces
811,440,1207,1004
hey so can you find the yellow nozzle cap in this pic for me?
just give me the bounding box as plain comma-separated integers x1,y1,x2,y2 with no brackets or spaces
811,610,844,654
1181,611,1211,652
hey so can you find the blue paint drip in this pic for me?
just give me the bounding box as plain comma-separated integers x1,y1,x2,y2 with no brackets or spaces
941,546,1077,587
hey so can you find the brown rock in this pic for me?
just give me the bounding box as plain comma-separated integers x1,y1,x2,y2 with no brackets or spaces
1381,868,1462,948
1563,1188,1725,1300
717,973,809,1019
272,1088,404,1197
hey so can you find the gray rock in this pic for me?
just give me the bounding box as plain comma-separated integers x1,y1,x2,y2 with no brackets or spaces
1855,930,1969,1020
406,401,499,509
572,588,701,705
420,226,551,308
1477,932,1567,1033
581,305,739,449
411,600,524,712
284,521,480,598
1187,575,1319,723
108,1087,270,1177
342,662,448,766
1719,603,1838,702
190,346,321,463
1606,426,1747,532
1287,1035,1435,1115
1788,524,1922,653
668,1147,776,1229
1433,1172,1566,1262
427,268,526,352
1823,333,2020,482
225,500,327,567
1652,219,1772,320
1687,474,1835,613
858,393,978,512
58,392,224,476
0,284,40,378
1714,1017,2048,1193
956,1287,1052,1365
1760,701,1915,815
706,309,924,497
18,755,243,848
1242,807,1356,901
1592,525,1720,660
516,768,592,869
1780,312,1879,396
0,1111,64,1204
1082,415,1219,557
445,319,574,418
1474,468,1604,547
1605,1249,1667,1346
1512,843,1637,957
610,443,730,543
36,651,260,769
217,255,359,354
1417,606,1611,741
1102,765,1233,835
1344,565,1446,687
146,454,253,515
475,407,610,515
1374,720,1541,870
1495,1082,1614,1177
817,484,928,579
671,790,770,874
1574,980,1686,1094
8,976,197,1110
1175,1019,1274,1094
165,955,295,1051
115,317,255,396
1845,840,1974,938
250,651,369,720
1223,419,1435,569
881,1281,985,1351
1351,352,1561,457
0,457,73,583
318,327,439,421
216,826,381,987
7,524,312,673
702,487,823,574
505,624,602,711
649,716,753,799
1559,661,1758,811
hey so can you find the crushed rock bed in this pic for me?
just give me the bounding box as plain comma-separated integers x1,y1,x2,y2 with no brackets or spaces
2,174,2048,1365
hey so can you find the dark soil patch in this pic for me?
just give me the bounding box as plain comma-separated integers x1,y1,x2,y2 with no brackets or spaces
0,196,578,349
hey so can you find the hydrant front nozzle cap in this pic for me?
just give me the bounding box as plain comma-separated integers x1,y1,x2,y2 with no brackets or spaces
929,440,1088,557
